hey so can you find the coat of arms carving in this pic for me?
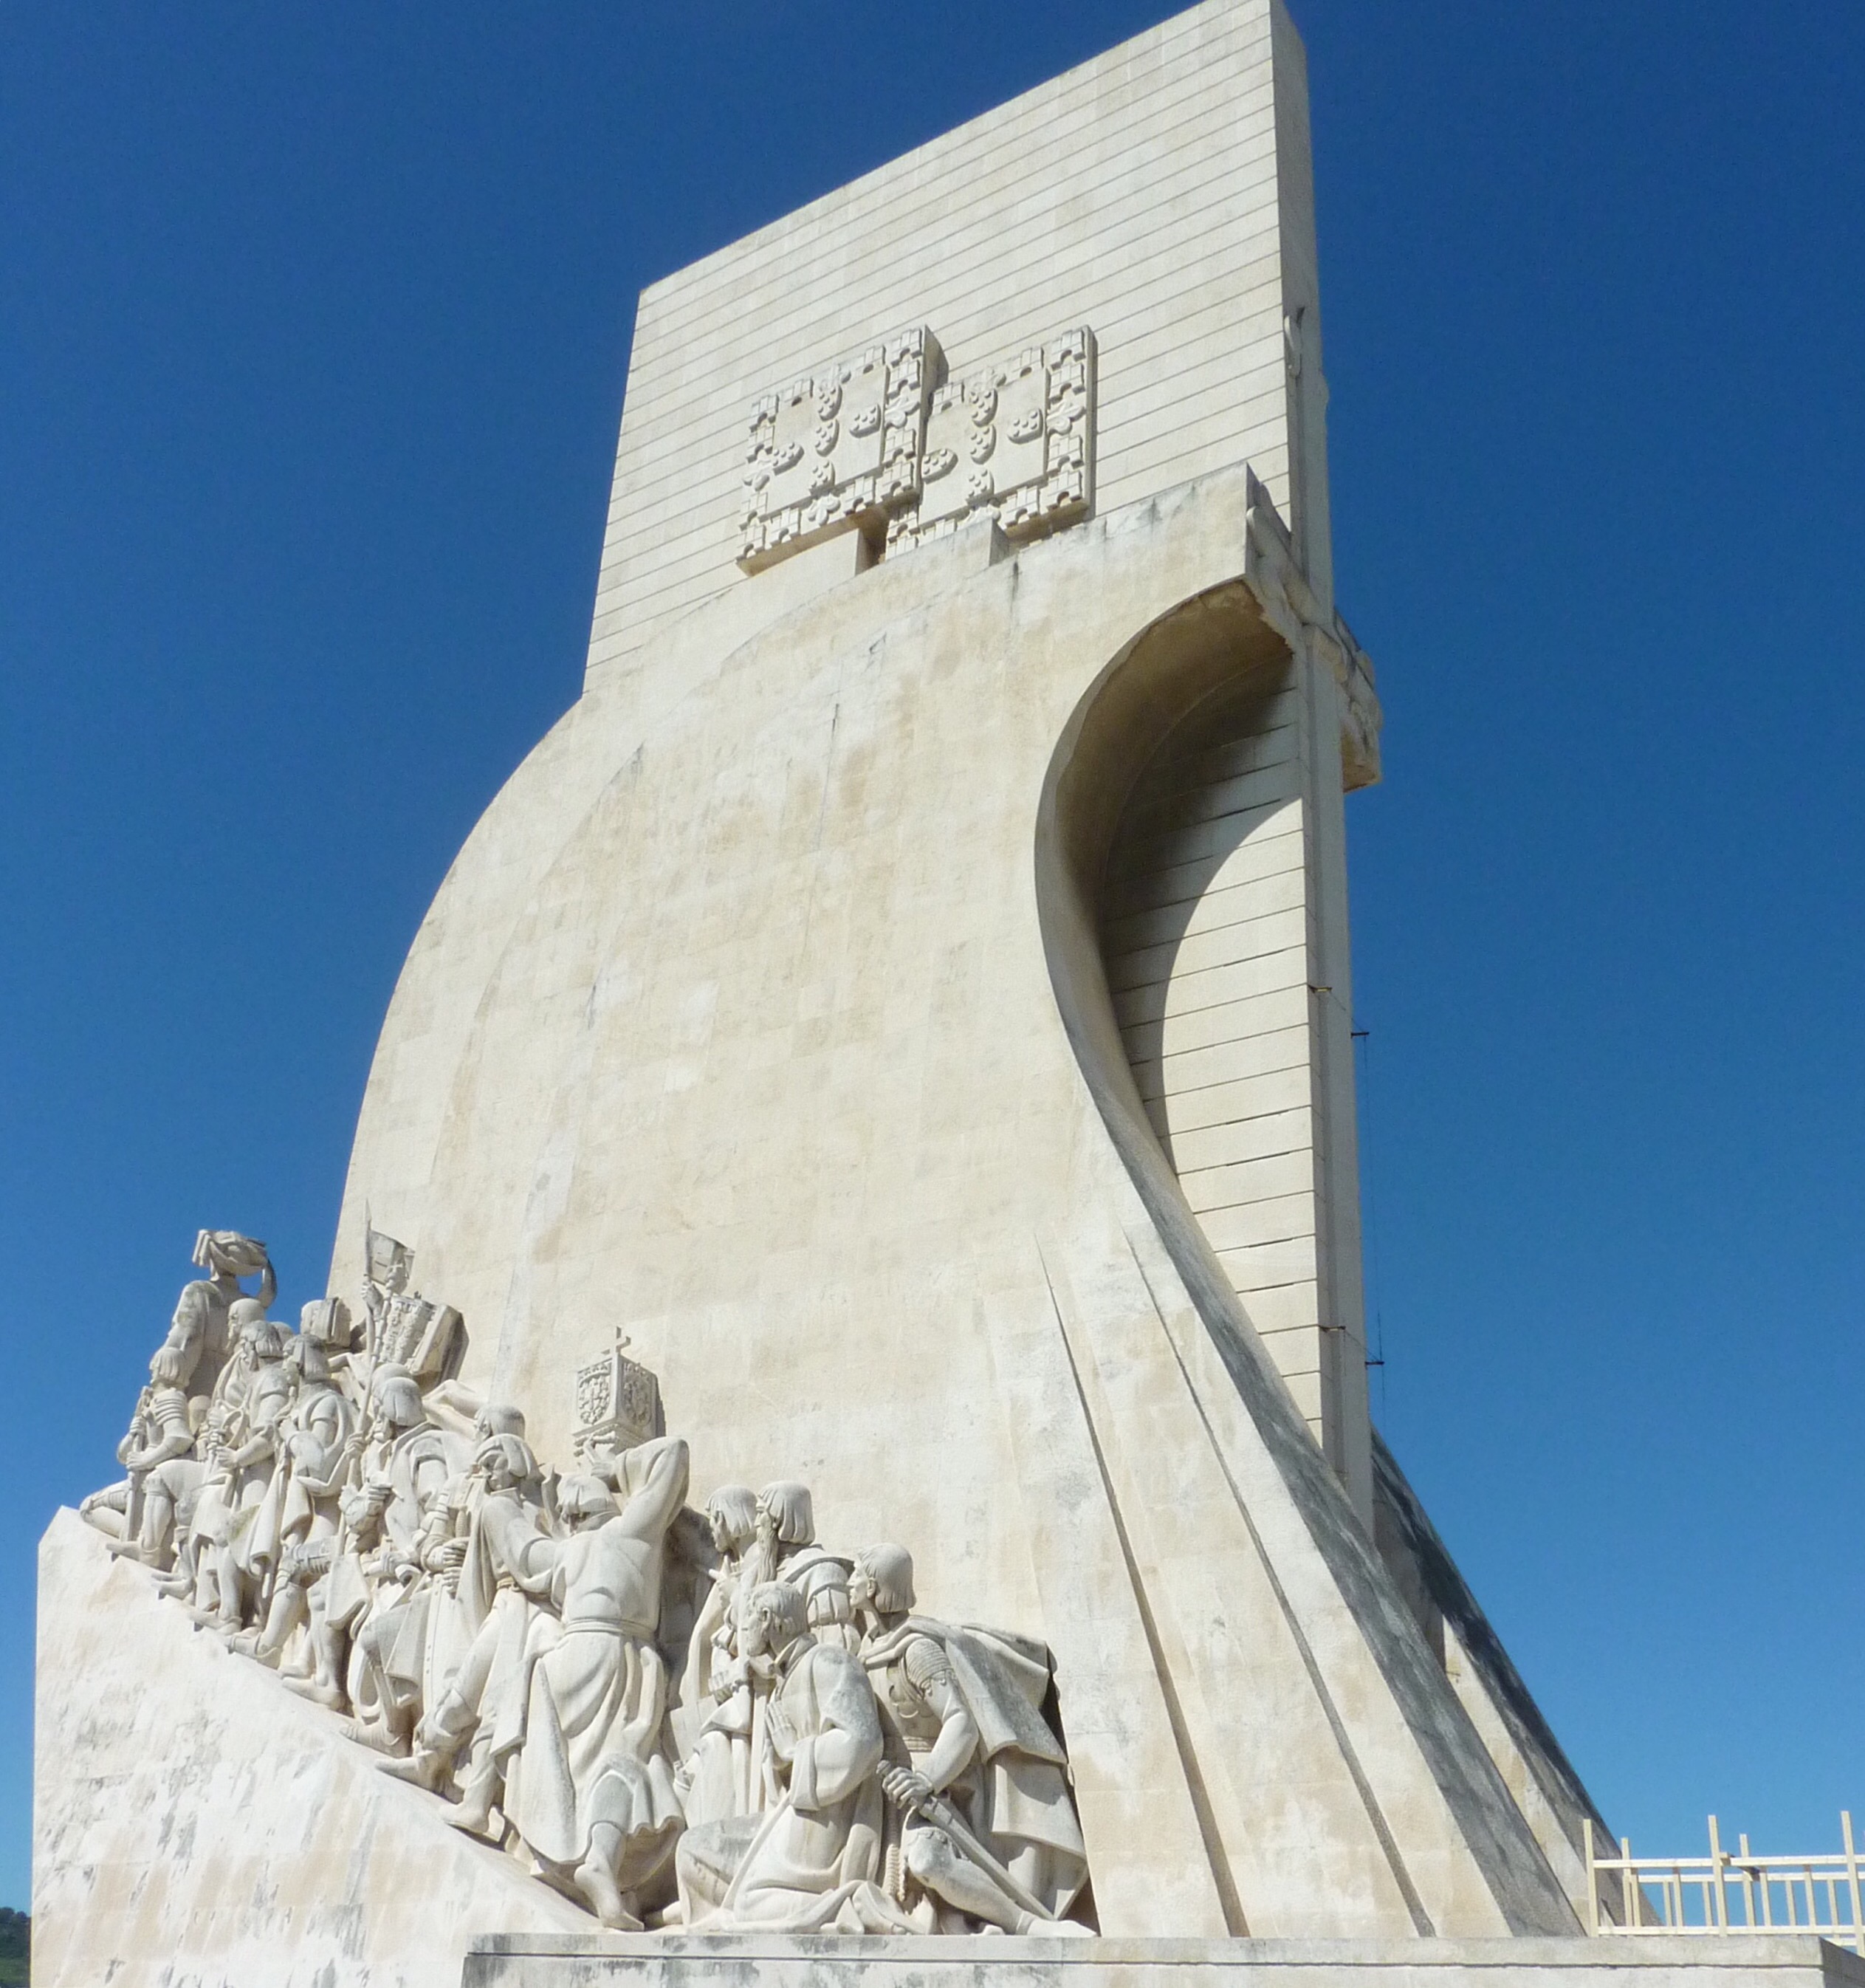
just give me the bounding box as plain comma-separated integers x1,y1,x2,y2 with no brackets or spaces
737,325,1095,571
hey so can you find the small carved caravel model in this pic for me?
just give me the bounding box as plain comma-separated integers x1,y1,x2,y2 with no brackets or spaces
82,1237,1093,1936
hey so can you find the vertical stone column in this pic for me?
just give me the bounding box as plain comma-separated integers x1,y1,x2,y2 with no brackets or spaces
1297,640,1373,1525
1273,0,1335,620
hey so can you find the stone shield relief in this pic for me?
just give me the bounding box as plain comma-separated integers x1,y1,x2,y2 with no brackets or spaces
738,326,1095,571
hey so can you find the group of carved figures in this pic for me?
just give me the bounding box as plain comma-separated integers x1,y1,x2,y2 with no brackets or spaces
82,1232,1092,1936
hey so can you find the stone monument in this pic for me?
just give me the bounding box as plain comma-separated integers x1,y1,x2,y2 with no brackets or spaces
32,3,1855,1985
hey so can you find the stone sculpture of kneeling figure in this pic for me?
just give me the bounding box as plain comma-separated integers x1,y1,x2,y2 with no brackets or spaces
852,1543,1091,1933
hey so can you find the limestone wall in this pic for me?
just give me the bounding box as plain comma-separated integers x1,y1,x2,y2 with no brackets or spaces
586,0,1314,682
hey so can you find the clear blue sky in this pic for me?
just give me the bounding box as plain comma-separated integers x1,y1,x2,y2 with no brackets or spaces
2,0,1861,1916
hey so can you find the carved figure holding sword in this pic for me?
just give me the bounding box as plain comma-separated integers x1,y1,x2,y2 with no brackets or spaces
852,1543,1090,1933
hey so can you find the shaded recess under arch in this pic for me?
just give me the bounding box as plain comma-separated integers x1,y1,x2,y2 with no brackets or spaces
1033,576,1364,1490
1033,573,1620,1926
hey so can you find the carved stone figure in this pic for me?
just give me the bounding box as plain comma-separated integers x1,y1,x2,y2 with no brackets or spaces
344,1399,526,1752
501,1439,690,1927
675,1581,905,1932
193,1317,295,1633
338,1487,443,1747
78,1351,199,1563
746,1481,857,1653
80,1230,1091,1939
673,1484,759,1826
280,1368,430,1710
241,1355,355,1667
851,1543,1088,1932
379,1431,552,1832
157,1230,275,1404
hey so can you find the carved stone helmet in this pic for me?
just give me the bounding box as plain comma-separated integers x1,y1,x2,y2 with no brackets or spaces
299,1297,351,1349
227,1309,284,1366
856,1542,916,1616
193,1230,270,1280
289,1334,332,1384
372,1366,425,1430
148,1344,190,1390
245,1320,287,1363
758,1480,815,1547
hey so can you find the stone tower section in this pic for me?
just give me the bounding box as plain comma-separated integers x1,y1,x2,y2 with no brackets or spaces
282,0,1611,1951
1102,619,1375,1518
332,0,1380,1526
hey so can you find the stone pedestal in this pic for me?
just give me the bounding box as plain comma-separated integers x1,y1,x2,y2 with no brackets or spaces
32,1510,590,1988
463,1933,1865,1988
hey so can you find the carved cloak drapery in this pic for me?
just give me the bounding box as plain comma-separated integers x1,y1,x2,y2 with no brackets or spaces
681,1638,901,1930
861,1615,1088,1916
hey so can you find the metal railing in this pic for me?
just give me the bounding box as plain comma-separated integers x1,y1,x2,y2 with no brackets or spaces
1584,1814,1865,1951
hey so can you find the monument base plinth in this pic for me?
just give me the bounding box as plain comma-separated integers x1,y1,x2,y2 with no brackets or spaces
463,1933,1865,1988
33,1509,591,1988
